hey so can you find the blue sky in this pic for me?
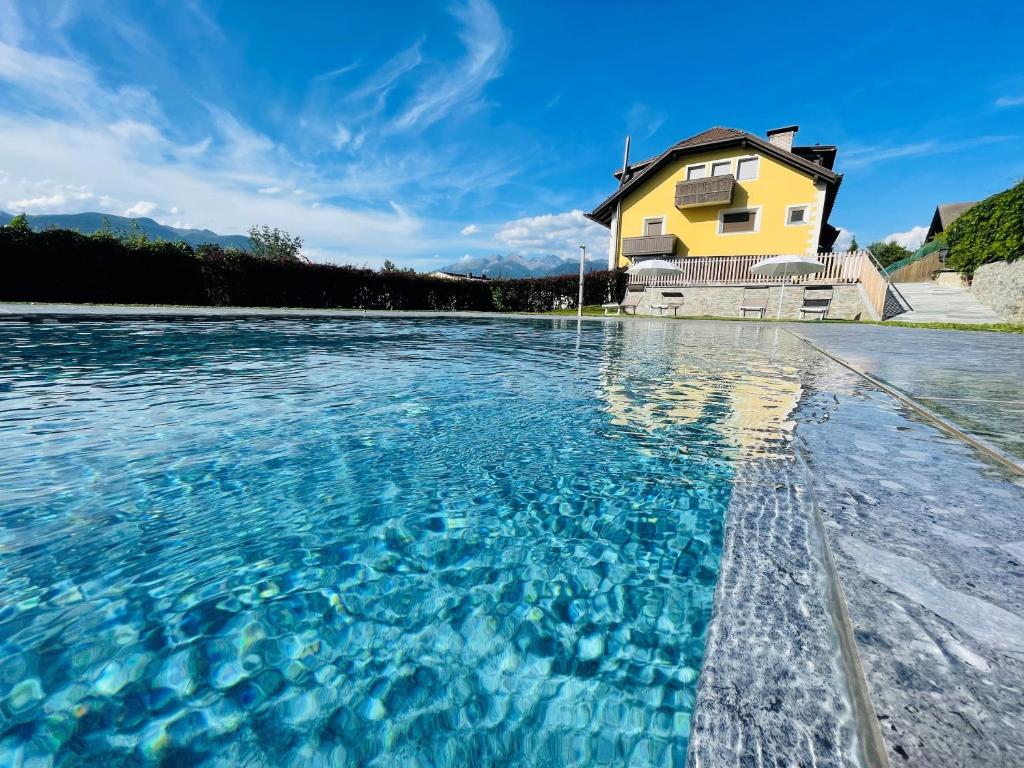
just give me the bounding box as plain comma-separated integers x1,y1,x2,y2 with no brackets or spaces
1,0,1022,268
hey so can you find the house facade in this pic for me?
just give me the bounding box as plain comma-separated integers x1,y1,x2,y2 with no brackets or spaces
587,125,843,269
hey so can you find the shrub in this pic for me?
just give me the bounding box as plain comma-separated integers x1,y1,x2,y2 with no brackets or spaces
945,180,1024,276
0,225,627,312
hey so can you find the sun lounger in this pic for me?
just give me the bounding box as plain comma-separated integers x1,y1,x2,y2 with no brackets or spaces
739,286,769,318
651,291,685,317
603,284,646,315
799,286,833,320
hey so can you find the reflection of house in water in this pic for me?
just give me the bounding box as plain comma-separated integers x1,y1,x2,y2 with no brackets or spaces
597,322,802,460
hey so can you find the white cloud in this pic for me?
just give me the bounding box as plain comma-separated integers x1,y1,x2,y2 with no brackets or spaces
495,210,608,260
883,225,928,250
460,223,479,235
257,186,282,195
0,2,517,268
995,95,1024,108
392,0,507,131
124,200,158,217
833,227,855,251
7,182,94,213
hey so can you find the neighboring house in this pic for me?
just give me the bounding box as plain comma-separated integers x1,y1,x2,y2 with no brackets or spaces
924,202,977,243
587,125,843,269
426,270,490,282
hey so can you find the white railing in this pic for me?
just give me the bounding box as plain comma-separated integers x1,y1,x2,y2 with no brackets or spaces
633,251,868,287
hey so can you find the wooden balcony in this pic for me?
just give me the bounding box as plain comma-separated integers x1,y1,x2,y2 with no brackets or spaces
675,175,735,208
621,234,677,258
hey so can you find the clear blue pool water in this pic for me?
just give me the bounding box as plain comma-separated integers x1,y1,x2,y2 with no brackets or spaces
0,316,781,766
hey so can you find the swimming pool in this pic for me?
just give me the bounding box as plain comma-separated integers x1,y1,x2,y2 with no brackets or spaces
0,316,800,766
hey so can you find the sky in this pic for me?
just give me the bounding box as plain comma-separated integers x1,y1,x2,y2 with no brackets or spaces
0,0,1022,268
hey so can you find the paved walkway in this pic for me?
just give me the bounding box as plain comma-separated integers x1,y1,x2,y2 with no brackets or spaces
894,281,1005,324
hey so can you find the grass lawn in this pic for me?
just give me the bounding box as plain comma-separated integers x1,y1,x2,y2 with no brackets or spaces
545,306,1024,334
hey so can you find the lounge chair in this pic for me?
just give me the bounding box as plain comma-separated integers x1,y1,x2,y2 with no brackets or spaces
603,284,646,315
739,287,769,318
799,286,833,320
651,291,685,317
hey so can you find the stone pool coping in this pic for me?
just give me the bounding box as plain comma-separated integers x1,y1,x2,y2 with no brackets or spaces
787,329,1024,477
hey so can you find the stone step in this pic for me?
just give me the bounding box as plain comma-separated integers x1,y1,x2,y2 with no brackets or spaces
893,282,1005,324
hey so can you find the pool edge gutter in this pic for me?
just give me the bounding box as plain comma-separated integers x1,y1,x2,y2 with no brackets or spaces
796,448,891,768
785,329,1024,478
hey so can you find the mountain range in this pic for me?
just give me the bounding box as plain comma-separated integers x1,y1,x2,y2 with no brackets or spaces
0,211,252,250
440,253,605,278
1,212,607,276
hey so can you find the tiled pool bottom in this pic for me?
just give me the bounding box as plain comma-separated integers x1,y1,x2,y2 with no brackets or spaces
0,317,815,767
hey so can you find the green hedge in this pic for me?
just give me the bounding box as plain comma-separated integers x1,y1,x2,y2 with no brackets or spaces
945,180,1024,276
0,226,626,312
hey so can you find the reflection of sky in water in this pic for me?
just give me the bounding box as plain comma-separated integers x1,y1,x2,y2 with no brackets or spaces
0,318,802,766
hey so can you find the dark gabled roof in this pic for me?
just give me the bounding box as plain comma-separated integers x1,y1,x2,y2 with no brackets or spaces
793,145,837,171
925,201,977,242
590,126,841,227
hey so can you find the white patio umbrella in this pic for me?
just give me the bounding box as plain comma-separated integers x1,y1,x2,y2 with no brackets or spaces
750,255,825,318
626,259,685,278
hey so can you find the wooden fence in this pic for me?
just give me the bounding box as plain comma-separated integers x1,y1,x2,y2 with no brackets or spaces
633,251,867,287
631,250,907,320
886,249,945,283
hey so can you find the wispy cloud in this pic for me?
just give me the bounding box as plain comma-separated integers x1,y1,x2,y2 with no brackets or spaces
995,95,1024,108
393,0,507,131
460,223,479,235
625,103,666,141
0,0,519,267
843,135,1016,168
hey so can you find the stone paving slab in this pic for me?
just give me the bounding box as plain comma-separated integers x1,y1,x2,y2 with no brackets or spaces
791,324,1024,462
894,283,1006,324
796,365,1024,767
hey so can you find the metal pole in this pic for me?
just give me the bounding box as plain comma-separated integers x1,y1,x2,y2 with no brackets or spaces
577,245,586,318
776,265,790,318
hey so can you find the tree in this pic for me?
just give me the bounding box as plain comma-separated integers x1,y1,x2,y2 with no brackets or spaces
380,259,414,274
248,225,305,263
5,212,30,234
91,217,116,241
122,220,150,249
848,236,859,252
867,240,913,268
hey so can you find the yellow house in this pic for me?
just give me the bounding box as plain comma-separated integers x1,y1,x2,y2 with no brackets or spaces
587,125,843,269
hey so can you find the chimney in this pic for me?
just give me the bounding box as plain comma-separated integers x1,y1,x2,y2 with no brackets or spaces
766,125,799,152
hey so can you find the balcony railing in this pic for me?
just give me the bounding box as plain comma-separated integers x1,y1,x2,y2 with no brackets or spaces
621,234,677,258
675,175,735,208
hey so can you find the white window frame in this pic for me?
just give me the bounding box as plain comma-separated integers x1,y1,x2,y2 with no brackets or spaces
641,216,666,236
735,155,760,182
785,204,810,226
685,162,708,181
710,160,733,177
717,206,761,236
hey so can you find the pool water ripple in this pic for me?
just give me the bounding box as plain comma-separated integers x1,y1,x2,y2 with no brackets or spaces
0,317,798,766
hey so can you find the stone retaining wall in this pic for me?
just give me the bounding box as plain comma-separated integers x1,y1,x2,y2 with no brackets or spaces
634,284,870,320
971,260,1024,321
